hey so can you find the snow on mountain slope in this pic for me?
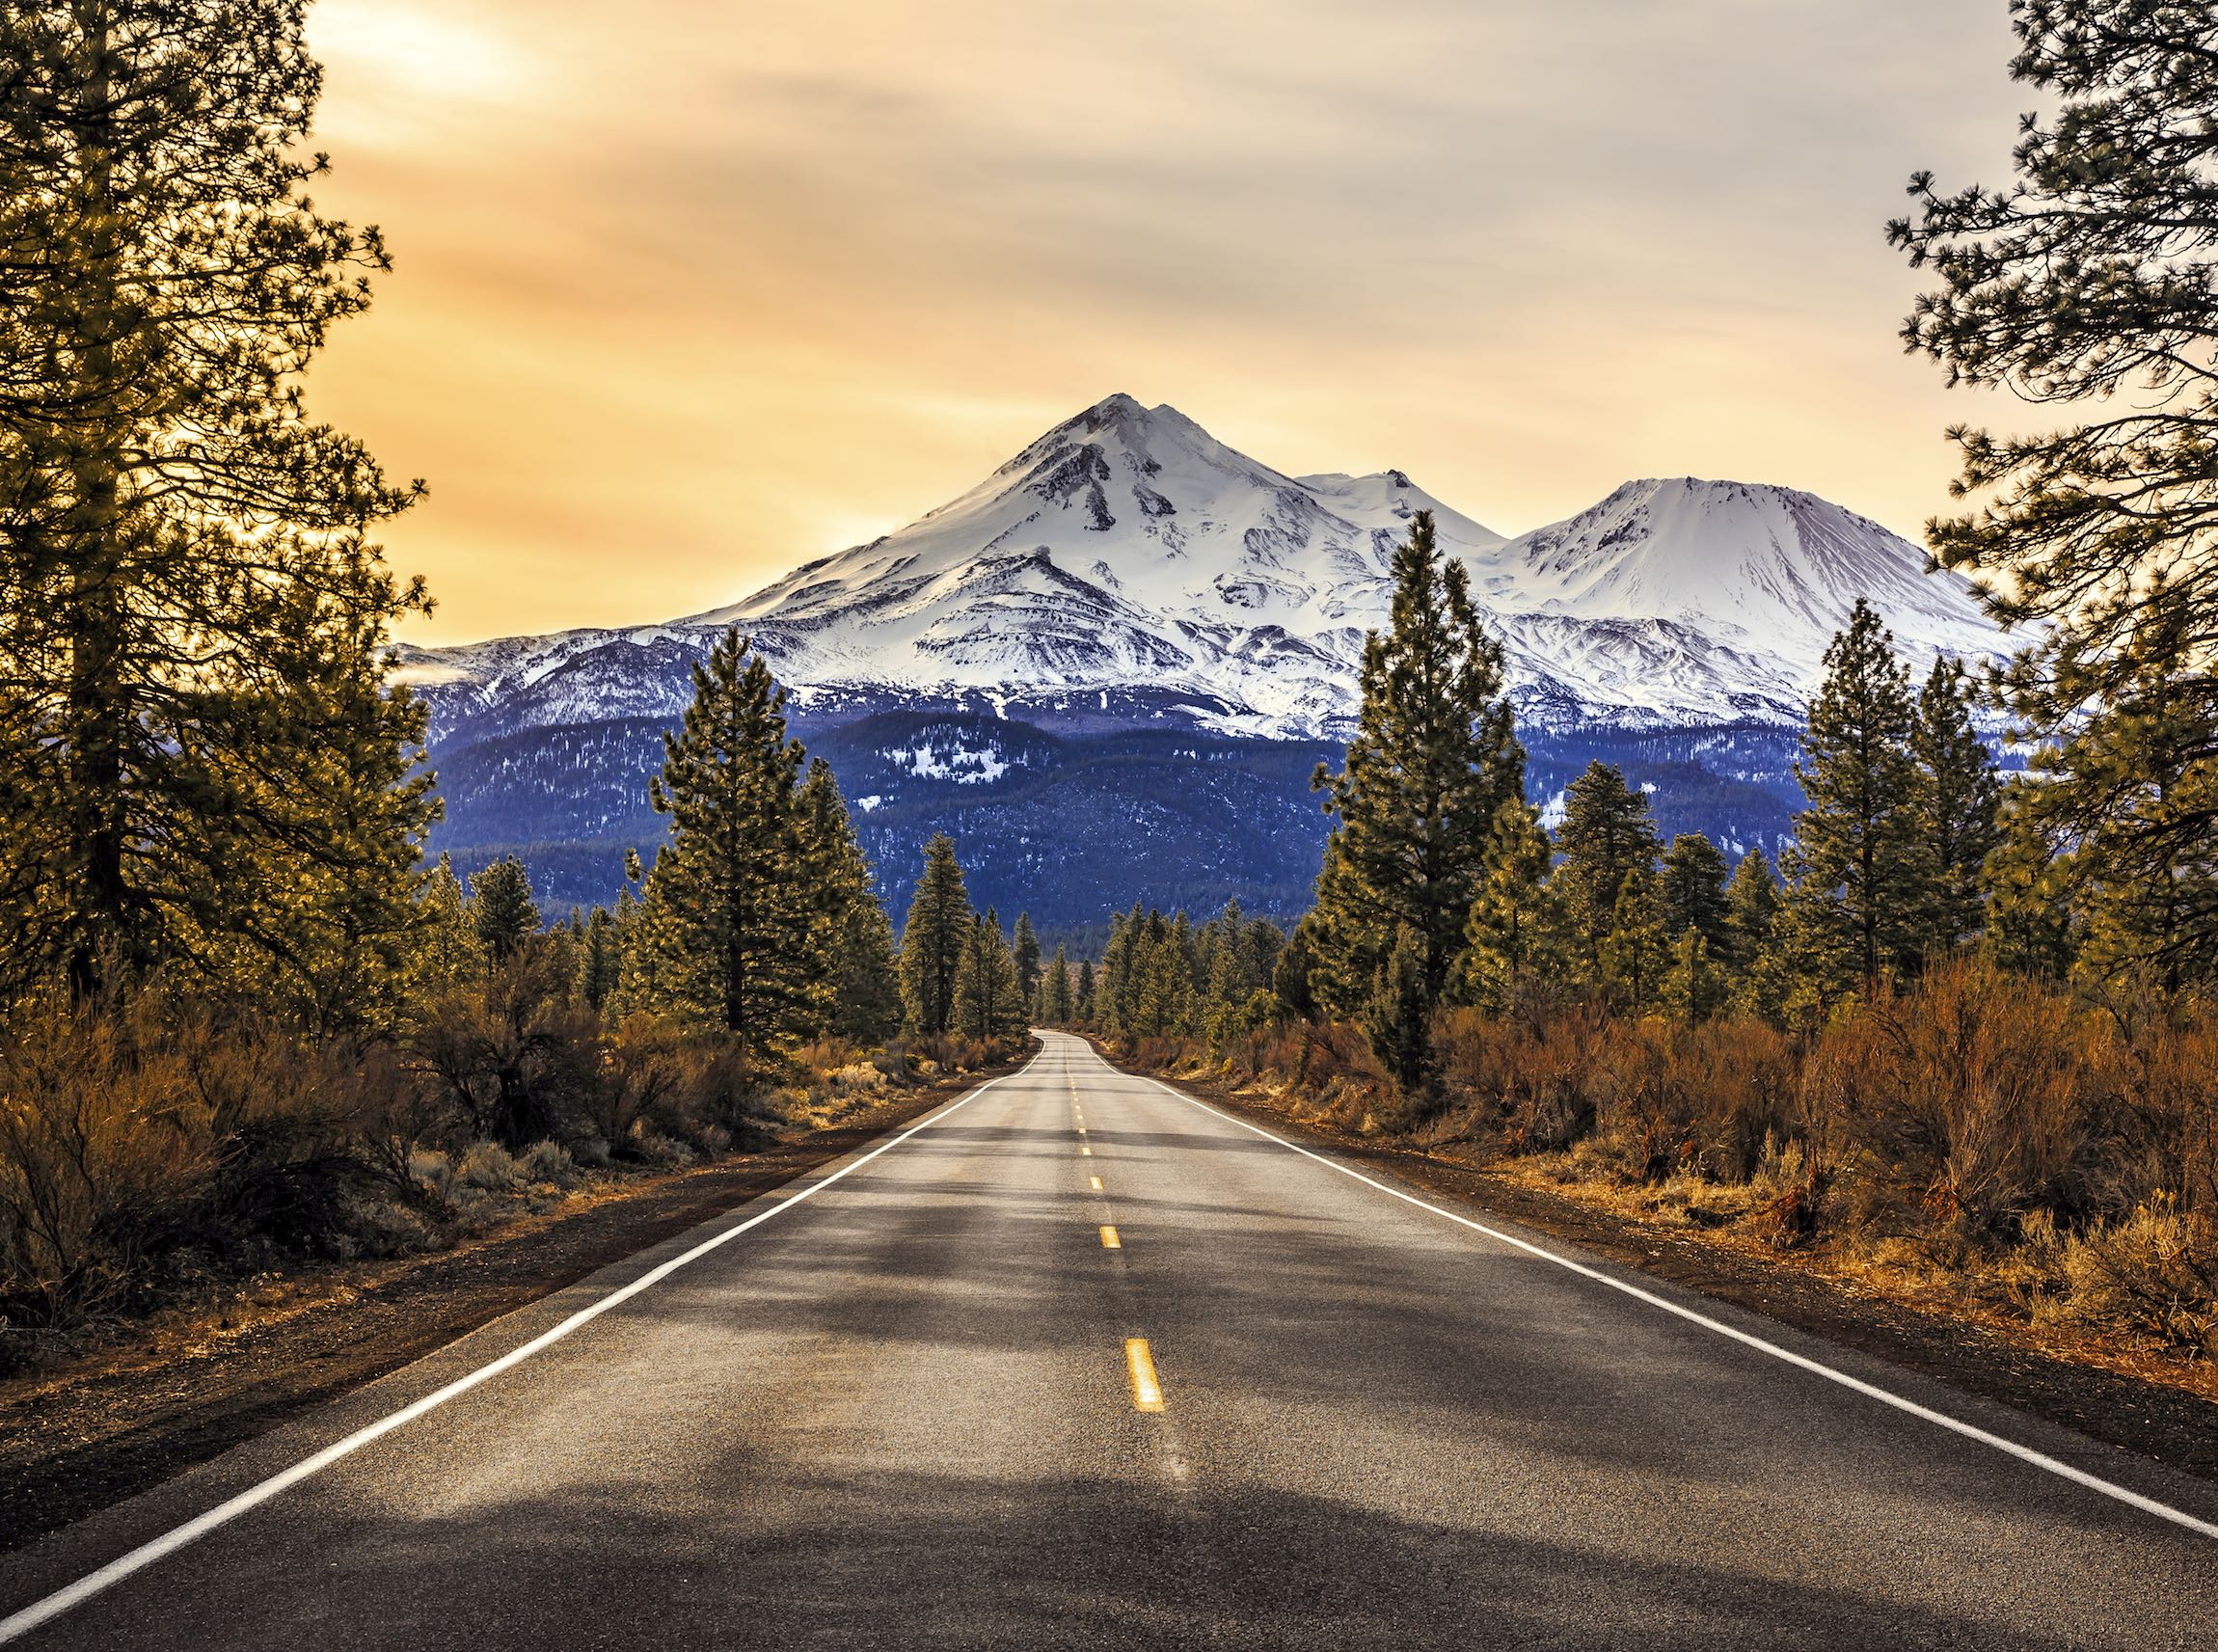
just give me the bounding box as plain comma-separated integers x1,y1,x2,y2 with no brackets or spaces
1488,477,2001,687
397,395,2006,743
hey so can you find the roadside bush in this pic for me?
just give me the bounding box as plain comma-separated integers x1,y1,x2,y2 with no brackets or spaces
2060,1197,2218,1357
0,985,371,1327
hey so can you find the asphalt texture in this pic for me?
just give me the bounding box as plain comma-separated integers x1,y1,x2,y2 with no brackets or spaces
4,1031,2214,1650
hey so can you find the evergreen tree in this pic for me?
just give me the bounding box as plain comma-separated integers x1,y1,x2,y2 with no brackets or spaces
1309,510,1524,1078
1043,942,1073,1024
899,833,972,1036
1459,799,1565,1013
1893,3,2218,789
1781,601,1930,996
1659,833,1731,956
1660,928,1726,1026
1011,912,1041,1008
799,758,902,1043
1599,864,1670,1016
1721,849,1780,974
1985,783,2081,979
1554,762,1660,981
470,857,539,966
0,0,432,1005
952,914,1025,1042
2015,590,2218,988
1074,959,1097,1026
409,853,483,1005
644,630,825,1054
578,907,621,1013
1129,919,1193,1039
1363,925,1433,1097
1912,658,2002,952
1273,917,1321,1022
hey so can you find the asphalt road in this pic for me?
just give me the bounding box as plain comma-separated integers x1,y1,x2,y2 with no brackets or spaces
5,1031,2216,1650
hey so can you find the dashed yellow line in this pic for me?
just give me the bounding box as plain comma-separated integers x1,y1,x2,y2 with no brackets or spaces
1125,1338,1165,1412
1089,1175,1102,1191
1098,1224,1121,1249
1080,1144,1091,1157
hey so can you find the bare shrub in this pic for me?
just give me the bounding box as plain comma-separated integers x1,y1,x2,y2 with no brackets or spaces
1825,959,2103,1239
411,948,601,1151
2061,1197,2218,1356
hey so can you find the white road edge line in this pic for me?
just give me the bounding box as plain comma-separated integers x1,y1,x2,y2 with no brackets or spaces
0,1067,1029,1644
1130,1064,2218,1543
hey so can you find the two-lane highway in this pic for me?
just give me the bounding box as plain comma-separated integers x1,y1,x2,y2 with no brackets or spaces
5,1032,2215,1649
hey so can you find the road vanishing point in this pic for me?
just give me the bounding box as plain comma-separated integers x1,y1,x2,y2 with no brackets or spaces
4,1031,2215,1649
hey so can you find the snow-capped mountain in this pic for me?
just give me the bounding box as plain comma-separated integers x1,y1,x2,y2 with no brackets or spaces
399,393,2002,745
400,394,2016,925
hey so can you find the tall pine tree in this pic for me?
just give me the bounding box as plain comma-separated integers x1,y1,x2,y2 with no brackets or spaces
899,833,973,1036
0,0,432,1007
1912,657,2002,953
1459,799,1565,1013
644,630,825,1055
1781,601,1930,996
1895,7,2218,983
1553,762,1659,983
1659,833,1731,956
1309,510,1524,1087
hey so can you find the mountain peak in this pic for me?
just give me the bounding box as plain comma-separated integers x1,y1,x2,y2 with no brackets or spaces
402,404,2006,745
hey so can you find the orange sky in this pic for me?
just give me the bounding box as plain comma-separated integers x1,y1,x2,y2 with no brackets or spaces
300,0,2033,645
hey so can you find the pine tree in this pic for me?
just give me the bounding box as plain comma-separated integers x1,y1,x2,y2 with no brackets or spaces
644,629,825,1054
1893,4,2218,783
1273,917,1321,1022
1363,924,1433,1097
1912,658,2002,953
1984,783,2080,980
799,758,902,1043
409,853,484,1006
953,915,1025,1042
470,857,539,966
899,833,973,1035
1554,762,1660,982
1659,833,1731,956
1043,942,1073,1024
1459,799,1565,1013
1599,864,1670,1016
2015,590,2218,988
578,907,621,1013
1074,959,1097,1026
1660,928,1726,1026
0,1,432,1006
1781,601,1930,996
1011,912,1041,1009
1721,849,1780,974
1309,510,1524,1079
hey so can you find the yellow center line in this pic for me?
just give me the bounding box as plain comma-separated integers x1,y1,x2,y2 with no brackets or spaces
1089,1175,1101,1191
1099,1224,1121,1249
1125,1338,1165,1412
1080,1144,1092,1156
